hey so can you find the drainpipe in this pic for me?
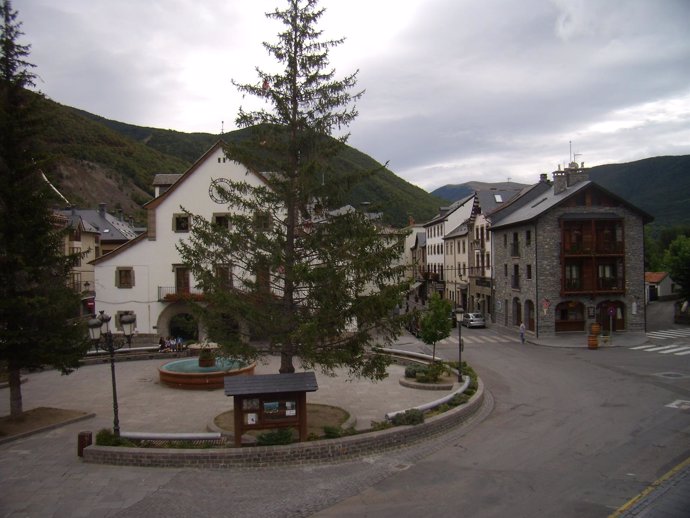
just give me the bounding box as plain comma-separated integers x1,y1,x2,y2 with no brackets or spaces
535,221,539,339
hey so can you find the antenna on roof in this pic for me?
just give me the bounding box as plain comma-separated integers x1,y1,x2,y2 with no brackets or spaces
221,121,224,135
569,140,572,163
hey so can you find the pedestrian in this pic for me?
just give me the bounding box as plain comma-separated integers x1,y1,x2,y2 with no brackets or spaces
519,322,526,344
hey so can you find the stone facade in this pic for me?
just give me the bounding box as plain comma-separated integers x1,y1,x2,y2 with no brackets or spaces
491,167,650,339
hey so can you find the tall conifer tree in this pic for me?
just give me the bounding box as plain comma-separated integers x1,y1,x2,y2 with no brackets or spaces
0,0,88,416
179,0,408,377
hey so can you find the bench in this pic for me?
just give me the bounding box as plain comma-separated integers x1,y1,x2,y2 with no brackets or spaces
119,431,227,447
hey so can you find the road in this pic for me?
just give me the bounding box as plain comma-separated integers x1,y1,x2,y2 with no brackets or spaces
314,323,690,517
1,305,688,517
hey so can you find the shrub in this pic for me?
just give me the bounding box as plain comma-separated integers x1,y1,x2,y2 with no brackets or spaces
95,428,135,447
256,428,293,446
370,420,393,431
416,361,449,383
405,364,427,379
323,426,343,439
390,408,424,426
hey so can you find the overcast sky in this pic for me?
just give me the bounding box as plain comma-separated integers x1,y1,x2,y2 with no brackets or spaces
14,0,690,192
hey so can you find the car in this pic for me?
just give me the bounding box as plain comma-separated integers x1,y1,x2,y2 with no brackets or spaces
462,312,486,328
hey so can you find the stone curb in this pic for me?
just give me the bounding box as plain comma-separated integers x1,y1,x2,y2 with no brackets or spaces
0,412,96,446
82,378,485,468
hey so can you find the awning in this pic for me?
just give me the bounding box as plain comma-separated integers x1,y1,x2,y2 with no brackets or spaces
409,281,422,291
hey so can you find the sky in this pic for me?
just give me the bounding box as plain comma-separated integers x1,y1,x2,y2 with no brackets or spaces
14,0,690,192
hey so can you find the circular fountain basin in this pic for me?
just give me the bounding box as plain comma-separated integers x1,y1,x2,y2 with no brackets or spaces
159,357,256,390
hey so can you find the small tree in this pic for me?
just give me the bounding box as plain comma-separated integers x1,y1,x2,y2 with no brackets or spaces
663,235,690,301
178,0,408,379
419,292,452,361
0,0,88,417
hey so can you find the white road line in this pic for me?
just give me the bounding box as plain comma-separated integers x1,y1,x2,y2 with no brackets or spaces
631,345,656,350
660,346,690,354
676,350,690,356
644,345,683,352
647,329,690,339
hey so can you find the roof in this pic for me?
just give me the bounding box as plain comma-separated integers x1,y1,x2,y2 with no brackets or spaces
57,206,138,242
412,231,426,249
152,174,183,186
423,194,475,227
645,272,669,284
144,140,271,211
444,219,470,239
224,372,318,396
489,179,653,230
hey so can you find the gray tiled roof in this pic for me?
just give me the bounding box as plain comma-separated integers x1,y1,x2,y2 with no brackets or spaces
224,372,318,396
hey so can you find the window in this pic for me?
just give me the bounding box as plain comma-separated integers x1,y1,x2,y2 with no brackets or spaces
462,240,466,254
254,211,271,232
115,267,135,288
526,264,532,280
503,234,507,248
213,213,232,230
70,246,82,267
215,264,233,290
526,230,531,246
485,253,490,270
512,265,520,289
565,262,582,290
174,266,191,294
173,214,190,232
504,264,508,277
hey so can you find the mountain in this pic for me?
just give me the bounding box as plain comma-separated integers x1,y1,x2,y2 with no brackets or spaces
588,156,690,229
35,96,445,228
431,157,690,229
431,181,529,204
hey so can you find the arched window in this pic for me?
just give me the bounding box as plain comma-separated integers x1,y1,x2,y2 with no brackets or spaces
555,301,585,332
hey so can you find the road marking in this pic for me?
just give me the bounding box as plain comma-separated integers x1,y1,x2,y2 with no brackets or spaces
644,345,684,352
630,345,655,350
646,328,690,339
659,346,690,354
676,349,690,356
665,400,690,409
608,455,690,518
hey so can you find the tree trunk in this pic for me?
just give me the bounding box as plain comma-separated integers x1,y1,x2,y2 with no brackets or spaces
279,349,295,374
9,366,23,417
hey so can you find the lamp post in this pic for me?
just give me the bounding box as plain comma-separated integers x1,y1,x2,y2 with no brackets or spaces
88,311,136,437
455,307,465,381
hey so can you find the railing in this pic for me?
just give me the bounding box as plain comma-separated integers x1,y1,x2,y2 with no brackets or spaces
158,286,204,302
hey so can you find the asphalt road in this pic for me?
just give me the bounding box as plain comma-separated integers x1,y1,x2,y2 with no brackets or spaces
1,301,688,517
313,303,690,517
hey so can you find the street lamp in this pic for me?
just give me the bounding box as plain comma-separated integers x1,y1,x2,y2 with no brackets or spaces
455,307,465,381
88,311,136,437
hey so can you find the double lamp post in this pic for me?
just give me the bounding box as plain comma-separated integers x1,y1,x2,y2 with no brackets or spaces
88,310,136,437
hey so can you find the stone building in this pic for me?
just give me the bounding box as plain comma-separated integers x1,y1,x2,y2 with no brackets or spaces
489,162,653,339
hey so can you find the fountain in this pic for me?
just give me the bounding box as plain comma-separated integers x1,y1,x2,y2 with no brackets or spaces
158,357,256,390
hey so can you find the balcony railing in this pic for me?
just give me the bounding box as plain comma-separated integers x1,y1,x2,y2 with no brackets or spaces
158,286,204,302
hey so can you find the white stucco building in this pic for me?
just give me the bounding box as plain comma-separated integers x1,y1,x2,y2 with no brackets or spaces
92,141,269,340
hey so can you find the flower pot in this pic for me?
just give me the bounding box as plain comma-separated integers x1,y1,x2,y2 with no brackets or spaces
587,335,598,349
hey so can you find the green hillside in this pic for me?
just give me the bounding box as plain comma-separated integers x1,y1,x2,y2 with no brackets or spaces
36,99,443,227
589,156,690,228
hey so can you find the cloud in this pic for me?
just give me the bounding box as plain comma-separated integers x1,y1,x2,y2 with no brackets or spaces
14,0,690,192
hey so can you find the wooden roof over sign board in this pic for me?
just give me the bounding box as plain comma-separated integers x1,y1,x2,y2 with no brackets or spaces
224,372,318,397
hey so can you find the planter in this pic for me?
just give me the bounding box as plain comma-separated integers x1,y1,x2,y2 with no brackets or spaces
587,335,598,349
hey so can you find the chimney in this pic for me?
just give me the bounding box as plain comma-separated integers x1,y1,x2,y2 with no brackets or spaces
553,170,567,195
98,203,106,217
539,173,548,183
118,209,124,221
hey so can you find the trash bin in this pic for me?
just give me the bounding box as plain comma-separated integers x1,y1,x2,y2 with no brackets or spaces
77,431,92,457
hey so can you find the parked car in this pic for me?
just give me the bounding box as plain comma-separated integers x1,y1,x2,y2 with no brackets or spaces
462,312,486,328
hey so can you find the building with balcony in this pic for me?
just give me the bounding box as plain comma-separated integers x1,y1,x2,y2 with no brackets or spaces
489,163,652,338
92,141,269,340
